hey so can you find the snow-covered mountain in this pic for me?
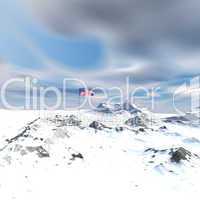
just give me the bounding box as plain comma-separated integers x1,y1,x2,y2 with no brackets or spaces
0,108,200,199
95,101,141,114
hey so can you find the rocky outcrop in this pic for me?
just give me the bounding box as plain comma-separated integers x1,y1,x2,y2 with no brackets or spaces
89,121,112,130
95,101,142,114
26,146,50,158
170,147,192,163
125,115,147,127
52,115,81,127
122,102,141,114
70,153,84,161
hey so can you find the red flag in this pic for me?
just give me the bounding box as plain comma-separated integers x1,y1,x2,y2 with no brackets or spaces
79,88,94,96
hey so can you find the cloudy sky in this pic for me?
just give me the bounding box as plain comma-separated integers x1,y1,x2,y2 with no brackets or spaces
1,0,200,112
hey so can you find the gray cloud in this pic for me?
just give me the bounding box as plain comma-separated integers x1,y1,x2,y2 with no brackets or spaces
22,1,200,47
21,0,200,82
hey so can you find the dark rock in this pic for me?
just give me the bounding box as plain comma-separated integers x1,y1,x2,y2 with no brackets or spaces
170,147,191,163
148,161,154,163
53,115,81,127
139,128,145,132
71,153,84,161
89,121,103,130
145,148,159,153
67,115,81,126
145,148,167,154
125,115,147,127
159,126,167,130
36,146,50,158
89,121,111,130
115,127,124,132
6,118,40,144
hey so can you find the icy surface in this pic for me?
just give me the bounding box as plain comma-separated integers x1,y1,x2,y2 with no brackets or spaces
0,109,200,200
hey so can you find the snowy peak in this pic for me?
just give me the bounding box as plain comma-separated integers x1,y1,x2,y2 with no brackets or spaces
122,101,141,114
96,102,114,113
95,101,142,114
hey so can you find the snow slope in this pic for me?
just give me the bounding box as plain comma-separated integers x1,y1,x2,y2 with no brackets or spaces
0,109,200,200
